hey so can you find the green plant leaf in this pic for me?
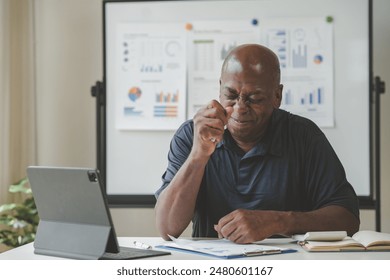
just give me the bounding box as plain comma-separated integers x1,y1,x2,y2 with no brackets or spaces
0,216,14,225
9,178,31,194
0,230,19,247
0,203,18,213
21,233,35,245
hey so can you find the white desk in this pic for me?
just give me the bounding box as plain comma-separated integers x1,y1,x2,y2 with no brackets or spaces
1,237,389,260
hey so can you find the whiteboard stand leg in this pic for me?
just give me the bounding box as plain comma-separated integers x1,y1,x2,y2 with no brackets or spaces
374,76,385,232
91,80,106,189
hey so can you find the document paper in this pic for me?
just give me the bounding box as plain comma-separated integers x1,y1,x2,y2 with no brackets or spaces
161,236,292,258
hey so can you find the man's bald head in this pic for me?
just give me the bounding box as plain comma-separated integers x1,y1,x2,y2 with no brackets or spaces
221,44,281,86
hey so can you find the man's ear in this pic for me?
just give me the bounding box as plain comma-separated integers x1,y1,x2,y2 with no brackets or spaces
273,84,283,108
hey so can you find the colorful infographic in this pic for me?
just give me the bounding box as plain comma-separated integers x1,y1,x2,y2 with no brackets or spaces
115,23,186,130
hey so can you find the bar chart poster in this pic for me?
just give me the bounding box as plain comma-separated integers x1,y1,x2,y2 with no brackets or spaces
262,17,334,127
186,20,260,117
115,23,187,130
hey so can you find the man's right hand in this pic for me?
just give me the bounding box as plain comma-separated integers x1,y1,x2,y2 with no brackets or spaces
192,100,233,157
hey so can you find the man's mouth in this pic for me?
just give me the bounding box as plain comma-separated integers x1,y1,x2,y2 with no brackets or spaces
230,117,252,124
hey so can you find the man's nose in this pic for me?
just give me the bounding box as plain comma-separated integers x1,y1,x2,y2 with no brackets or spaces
233,96,249,114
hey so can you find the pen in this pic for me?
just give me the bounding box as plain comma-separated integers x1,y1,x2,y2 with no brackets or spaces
133,241,152,250
244,249,281,256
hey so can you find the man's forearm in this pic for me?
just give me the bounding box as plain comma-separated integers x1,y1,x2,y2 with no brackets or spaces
214,205,360,243
282,205,360,236
155,152,209,240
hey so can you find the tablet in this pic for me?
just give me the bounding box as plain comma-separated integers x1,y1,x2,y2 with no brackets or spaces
27,166,170,260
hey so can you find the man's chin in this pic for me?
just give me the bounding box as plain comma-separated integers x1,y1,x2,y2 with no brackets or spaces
227,126,252,140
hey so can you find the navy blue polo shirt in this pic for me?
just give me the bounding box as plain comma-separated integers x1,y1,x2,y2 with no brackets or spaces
156,109,360,238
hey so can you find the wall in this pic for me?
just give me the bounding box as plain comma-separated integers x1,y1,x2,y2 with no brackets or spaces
34,0,99,168
34,0,390,236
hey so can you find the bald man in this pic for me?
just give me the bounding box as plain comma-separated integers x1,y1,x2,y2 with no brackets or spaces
155,44,360,244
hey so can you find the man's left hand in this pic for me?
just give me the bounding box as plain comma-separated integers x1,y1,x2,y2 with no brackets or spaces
214,209,284,244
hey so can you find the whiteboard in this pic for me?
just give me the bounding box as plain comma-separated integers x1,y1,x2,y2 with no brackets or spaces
103,0,372,205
